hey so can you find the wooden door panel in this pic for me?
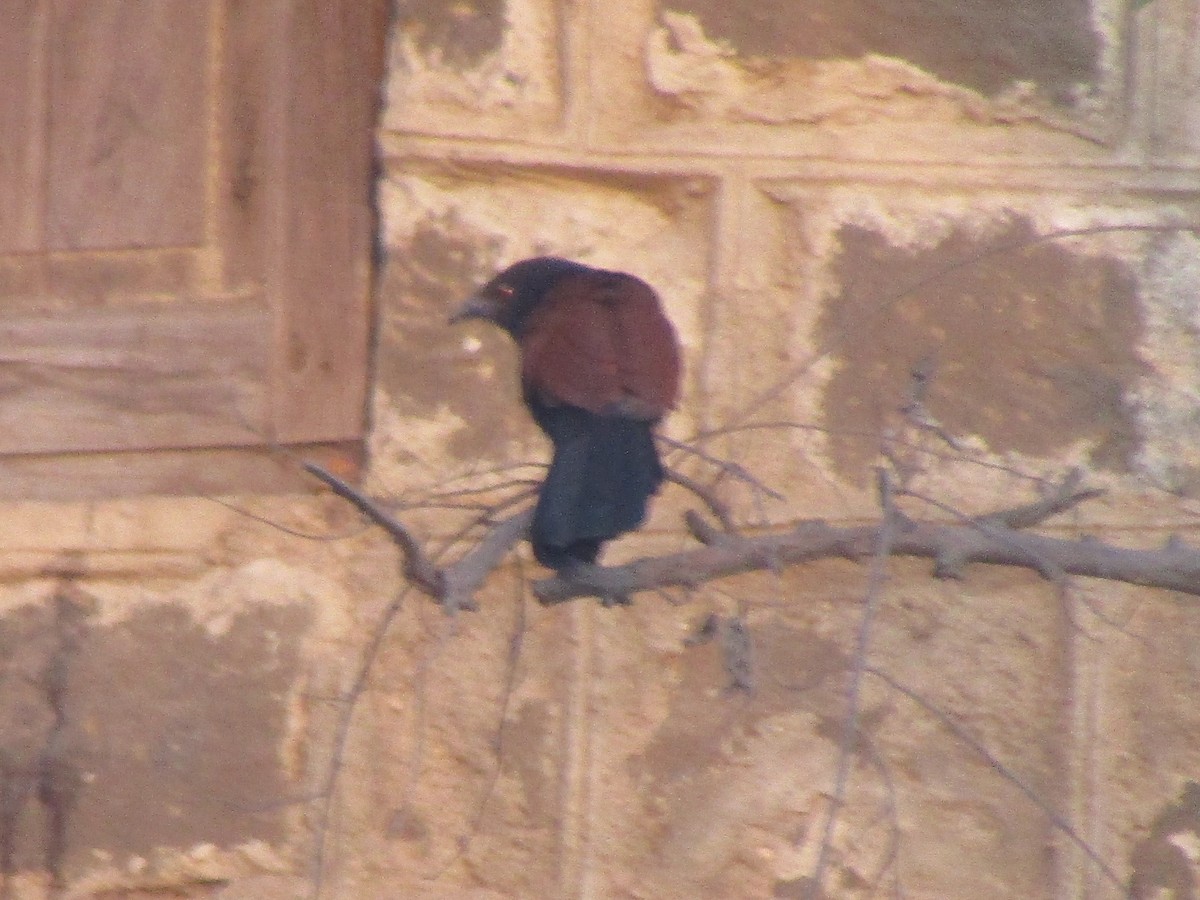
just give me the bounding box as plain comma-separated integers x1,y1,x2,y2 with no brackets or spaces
0,0,45,254
216,0,275,298
266,0,388,443
0,249,213,314
0,0,388,494
46,0,210,251
0,303,268,454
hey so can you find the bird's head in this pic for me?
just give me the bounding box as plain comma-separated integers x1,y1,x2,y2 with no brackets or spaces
450,256,589,335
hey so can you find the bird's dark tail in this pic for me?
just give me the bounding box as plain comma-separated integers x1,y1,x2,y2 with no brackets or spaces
530,408,664,570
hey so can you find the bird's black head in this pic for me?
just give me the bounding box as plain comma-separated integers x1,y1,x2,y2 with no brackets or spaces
450,256,591,336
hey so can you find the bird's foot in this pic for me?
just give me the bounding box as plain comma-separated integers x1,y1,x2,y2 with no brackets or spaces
599,590,632,608
557,561,632,607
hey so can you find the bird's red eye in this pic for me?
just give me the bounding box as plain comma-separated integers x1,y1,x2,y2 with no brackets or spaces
496,284,515,300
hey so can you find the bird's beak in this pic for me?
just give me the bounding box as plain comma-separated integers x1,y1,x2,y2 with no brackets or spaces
448,294,496,325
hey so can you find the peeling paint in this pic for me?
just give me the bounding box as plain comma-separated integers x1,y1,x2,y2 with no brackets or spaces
660,0,1101,103
384,0,559,124
815,214,1146,481
646,10,1104,130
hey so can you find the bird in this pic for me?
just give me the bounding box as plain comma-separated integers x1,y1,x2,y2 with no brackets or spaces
450,256,681,574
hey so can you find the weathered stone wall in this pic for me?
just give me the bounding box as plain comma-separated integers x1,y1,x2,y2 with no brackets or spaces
370,1,1200,897
2,2,1200,898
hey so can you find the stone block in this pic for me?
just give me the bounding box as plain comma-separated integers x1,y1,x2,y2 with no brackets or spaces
720,181,1200,521
370,163,713,510
578,561,1071,897
584,2,1129,160
1088,582,1200,897
385,0,562,138
0,563,324,890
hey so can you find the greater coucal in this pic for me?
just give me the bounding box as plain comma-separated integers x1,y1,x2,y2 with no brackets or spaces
451,257,681,572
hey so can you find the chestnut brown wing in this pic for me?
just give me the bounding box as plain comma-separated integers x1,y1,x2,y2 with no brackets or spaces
519,271,680,418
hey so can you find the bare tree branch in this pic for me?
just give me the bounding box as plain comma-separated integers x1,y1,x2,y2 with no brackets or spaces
440,509,533,614
968,468,1103,529
533,474,1199,604
307,461,1200,614
811,468,900,897
304,462,444,597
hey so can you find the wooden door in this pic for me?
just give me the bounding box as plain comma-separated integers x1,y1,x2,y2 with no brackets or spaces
0,0,389,497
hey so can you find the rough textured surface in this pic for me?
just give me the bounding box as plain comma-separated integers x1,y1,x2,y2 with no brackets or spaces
0,570,313,884
384,0,560,131
1130,232,1200,496
0,501,371,897
1129,782,1200,899
566,563,1069,898
65,603,308,864
8,0,1200,897
362,1,1200,893
369,163,710,496
1093,583,1200,900
395,0,507,69
817,215,1145,482
665,0,1101,102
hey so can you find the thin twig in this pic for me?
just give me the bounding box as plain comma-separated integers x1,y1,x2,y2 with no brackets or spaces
660,435,786,501
969,469,1104,529
307,472,536,895
810,468,899,896
689,419,1059,487
862,737,907,899
310,584,415,899
866,666,1126,893
304,462,444,597
666,467,739,533
427,568,529,877
205,496,373,541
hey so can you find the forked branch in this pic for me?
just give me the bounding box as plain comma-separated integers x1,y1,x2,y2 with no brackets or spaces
306,463,1200,608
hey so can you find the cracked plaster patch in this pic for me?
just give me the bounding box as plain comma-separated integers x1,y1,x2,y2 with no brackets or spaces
646,11,1102,130
1130,232,1200,495
0,586,313,883
384,0,558,124
810,209,1148,481
372,171,708,489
